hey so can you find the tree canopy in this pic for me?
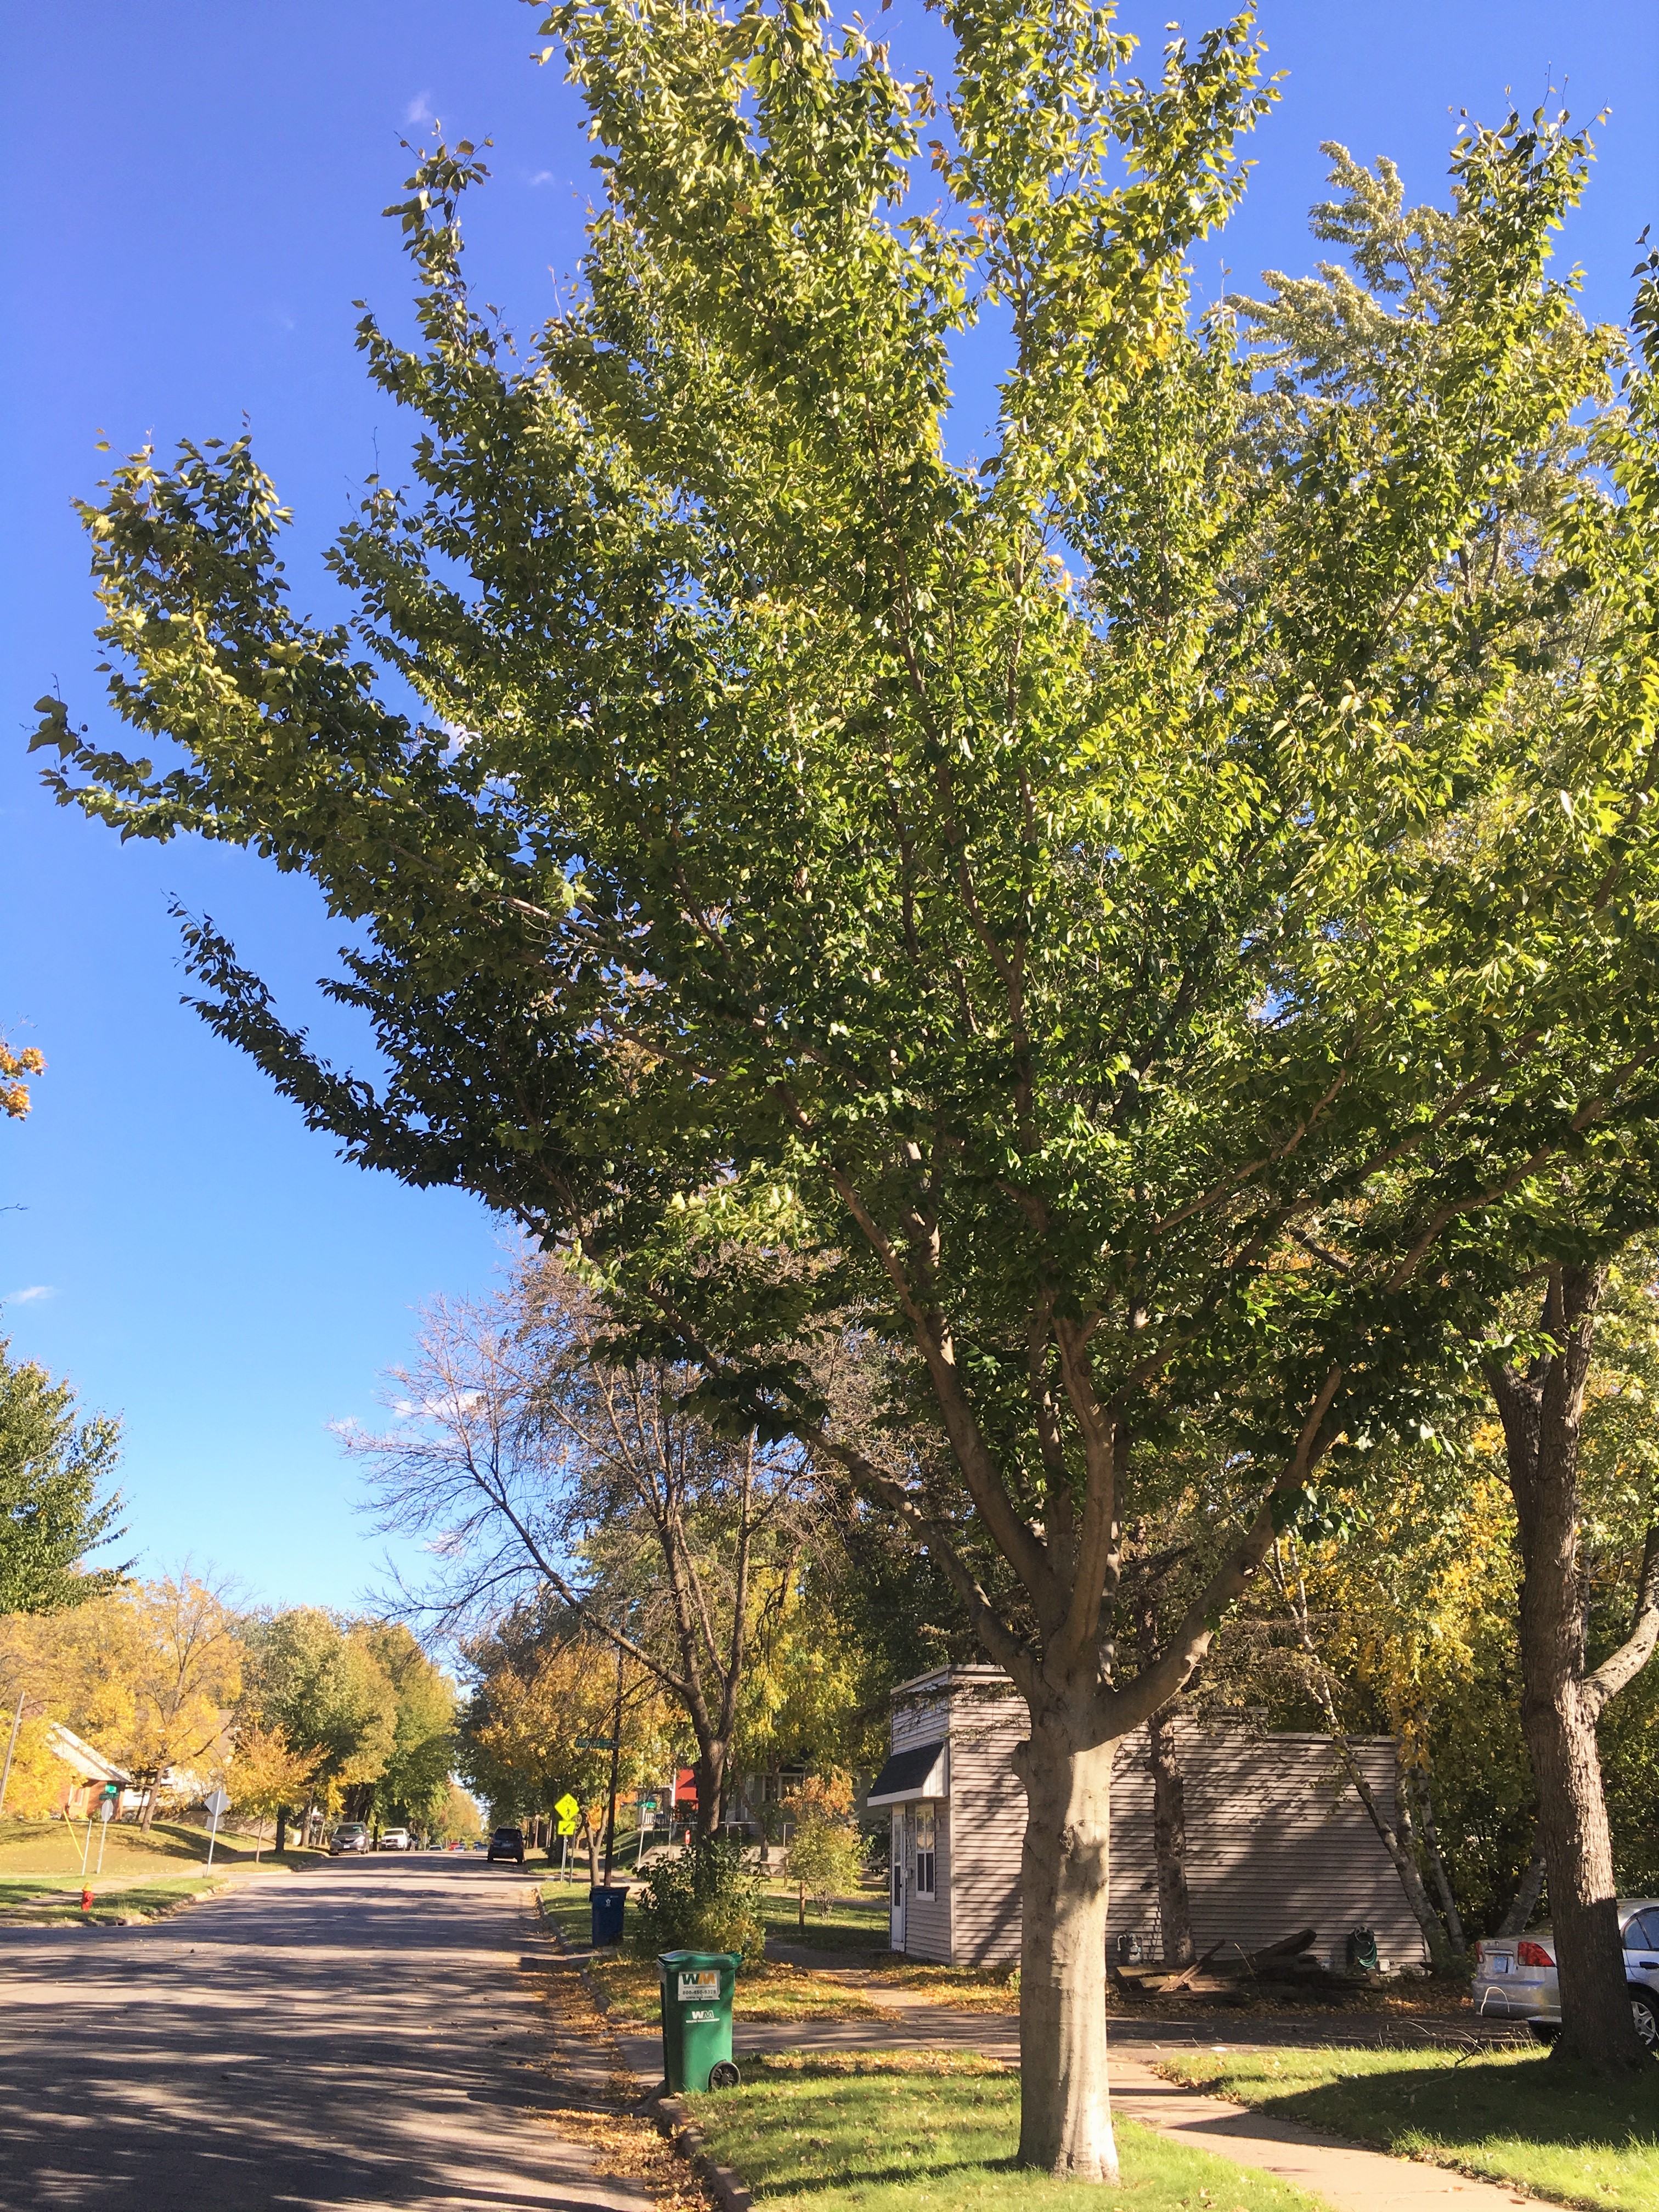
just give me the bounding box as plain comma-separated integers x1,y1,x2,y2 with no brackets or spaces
0,1336,126,1615
31,0,1659,2172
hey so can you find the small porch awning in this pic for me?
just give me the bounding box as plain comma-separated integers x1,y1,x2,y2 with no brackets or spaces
867,1740,947,1808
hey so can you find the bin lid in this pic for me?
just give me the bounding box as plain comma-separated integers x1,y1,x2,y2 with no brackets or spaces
657,1949,740,1967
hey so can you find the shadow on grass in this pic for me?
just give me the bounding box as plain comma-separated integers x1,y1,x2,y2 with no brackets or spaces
1220,2053,1658,2151
1165,2044,1659,2212
687,2053,1332,2211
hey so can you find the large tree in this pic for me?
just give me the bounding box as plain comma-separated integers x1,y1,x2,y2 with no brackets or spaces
33,0,1659,2169
347,1261,815,1835
237,1608,398,1839
0,1337,125,1615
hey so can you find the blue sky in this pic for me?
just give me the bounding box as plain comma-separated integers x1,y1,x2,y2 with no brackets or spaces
3,0,1656,1612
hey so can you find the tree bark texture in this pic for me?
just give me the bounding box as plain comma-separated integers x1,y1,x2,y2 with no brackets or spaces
1486,1263,1644,2070
1145,1710,1195,1967
1014,1717,1118,2183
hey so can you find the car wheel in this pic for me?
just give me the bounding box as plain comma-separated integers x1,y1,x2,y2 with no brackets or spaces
1527,2022,1558,2046
1631,1990,1659,2051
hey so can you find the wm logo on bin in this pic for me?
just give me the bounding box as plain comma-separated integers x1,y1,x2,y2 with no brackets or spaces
678,1972,720,2001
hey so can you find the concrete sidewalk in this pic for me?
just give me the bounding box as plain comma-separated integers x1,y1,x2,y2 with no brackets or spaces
1107,2050,1531,2212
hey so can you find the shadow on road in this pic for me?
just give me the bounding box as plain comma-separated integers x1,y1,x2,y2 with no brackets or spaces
0,1856,643,2211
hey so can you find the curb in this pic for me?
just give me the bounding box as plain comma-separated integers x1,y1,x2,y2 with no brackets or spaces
535,1886,758,2212
649,2092,754,2212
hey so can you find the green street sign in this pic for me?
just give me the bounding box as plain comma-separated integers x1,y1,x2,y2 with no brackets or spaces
574,1736,618,1752
639,1798,657,1812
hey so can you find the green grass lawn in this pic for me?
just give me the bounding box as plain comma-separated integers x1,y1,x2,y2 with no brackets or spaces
0,1816,321,1879
538,1883,882,2023
0,1872,231,1925
684,2049,1334,2212
758,1884,1018,2009
1159,2043,1659,2212
761,1884,890,1953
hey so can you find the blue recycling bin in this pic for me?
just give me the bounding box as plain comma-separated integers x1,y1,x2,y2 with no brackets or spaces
590,1884,628,1946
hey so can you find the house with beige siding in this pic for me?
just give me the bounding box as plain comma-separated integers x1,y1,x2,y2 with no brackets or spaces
867,1666,1427,1973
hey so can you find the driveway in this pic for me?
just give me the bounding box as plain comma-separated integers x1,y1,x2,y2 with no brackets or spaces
0,1854,648,2212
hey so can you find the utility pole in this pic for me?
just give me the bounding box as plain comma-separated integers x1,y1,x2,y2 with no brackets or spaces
0,1687,26,1820
601,1642,624,1889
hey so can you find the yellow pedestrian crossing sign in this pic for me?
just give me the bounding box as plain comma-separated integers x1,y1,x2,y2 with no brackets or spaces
555,1791,580,1837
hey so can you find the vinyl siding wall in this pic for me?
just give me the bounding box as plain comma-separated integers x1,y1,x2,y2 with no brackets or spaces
885,1674,1426,1971
1107,1724,1426,1970
894,1796,955,1963
943,1708,1028,1966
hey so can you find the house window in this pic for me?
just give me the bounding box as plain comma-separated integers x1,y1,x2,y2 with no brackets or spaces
915,1805,936,1900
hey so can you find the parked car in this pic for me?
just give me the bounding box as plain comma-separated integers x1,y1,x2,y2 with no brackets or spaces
1474,1901,1659,2047
377,1827,411,1851
329,1822,371,1856
487,1825,526,1865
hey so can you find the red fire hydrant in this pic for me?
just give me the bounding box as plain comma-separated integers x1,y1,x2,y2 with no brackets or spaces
81,1888,94,1912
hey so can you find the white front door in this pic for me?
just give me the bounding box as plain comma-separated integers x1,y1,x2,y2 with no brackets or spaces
889,1809,906,1951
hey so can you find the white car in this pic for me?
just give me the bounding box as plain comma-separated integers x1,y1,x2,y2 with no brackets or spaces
378,1827,411,1851
1474,1900,1659,2048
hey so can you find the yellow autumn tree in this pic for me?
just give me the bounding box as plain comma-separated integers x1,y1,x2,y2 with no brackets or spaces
0,1571,242,1825
0,1034,44,1120
459,1607,674,1876
227,1722,317,1859
0,1715,77,1818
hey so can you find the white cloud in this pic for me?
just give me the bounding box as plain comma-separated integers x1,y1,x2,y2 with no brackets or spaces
527,170,555,187
405,92,433,126
3,1285,56,1305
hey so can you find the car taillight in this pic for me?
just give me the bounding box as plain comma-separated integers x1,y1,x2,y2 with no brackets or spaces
1517,1940,1554,1968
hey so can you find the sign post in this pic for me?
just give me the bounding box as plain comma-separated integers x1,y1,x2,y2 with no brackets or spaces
602,1646,623,1889
554,1791,579,1883
94,1784,117,1874
204,1786,231,1869
0,1688,28,1820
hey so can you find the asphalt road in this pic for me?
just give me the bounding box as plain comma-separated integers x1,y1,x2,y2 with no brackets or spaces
0,1854,648,2212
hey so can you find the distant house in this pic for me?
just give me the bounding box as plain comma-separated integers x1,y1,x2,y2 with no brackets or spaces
867,1665,1427,1973
42,1723,132,1819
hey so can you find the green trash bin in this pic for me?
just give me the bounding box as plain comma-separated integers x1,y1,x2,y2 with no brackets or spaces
657,1949,741,2092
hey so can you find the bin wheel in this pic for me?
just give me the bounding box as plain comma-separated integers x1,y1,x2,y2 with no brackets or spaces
708,2061,741,2090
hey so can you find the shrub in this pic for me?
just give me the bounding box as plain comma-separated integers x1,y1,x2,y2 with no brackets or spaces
631,1837,765,1968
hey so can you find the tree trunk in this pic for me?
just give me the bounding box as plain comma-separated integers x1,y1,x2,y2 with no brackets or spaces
1521,1663,1632,2063
1328,1728,1454,1967
1487,1262,1644,2071
1497,1832,1548,1937
1274,1538,1457,1970
694,1740,727,1841
1407,1758,1466,1959
1013,1715,1118,2183
1146,1709,1194,1967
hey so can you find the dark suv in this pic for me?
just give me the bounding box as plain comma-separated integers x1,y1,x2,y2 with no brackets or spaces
487,1825,526,1865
